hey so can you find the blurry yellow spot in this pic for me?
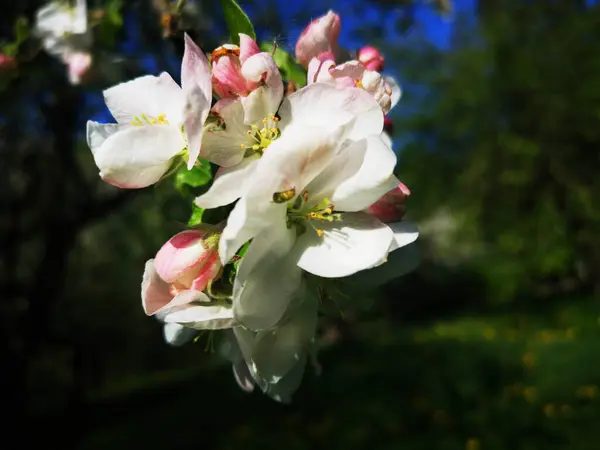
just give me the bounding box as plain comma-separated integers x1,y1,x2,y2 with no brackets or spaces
576,385,598,399
543,403,555,418
522,352,535,368
466,438,480,450
560,404,571,415
355,79,364,89
483,328,496,340
523,387,537,402
566,327,576,339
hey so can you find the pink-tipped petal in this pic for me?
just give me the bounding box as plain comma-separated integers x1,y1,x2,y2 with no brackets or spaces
241,52,284,118
142,259,173,316
181,34,212,101
239,33,261,64
182,34,212,169
190,251,222,291
155,230,208,283
307,54,335,84
295,10,342,67
330,60,366,80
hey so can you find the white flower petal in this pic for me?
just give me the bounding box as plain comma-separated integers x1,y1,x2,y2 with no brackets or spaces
296,212,394,278
232,361,256,393
232,215,301,330
385,75,402,111
240,52,284,123
248,122,350,200
195,153,260,209
163,302,236,330
103,73,184,125
249,290,318,383
381,131,393,148
219,196,284,264
162,322,197,347
91,125,183,188
388,220,419,252
141,259,172,316
260,354,307,404
329,135,399,212
181,34,212,169
201,100,249,167
338,241,421,291
86,121,126,153
181,34,212,104
279,83,383,140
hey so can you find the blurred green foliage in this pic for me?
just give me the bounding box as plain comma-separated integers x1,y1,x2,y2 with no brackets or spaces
2,0,600,448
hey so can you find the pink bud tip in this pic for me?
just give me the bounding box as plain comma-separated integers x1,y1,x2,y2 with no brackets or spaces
0,54,16,70
155,230,209,283
366,182,411,223
358,45,385,72
295,10,342,67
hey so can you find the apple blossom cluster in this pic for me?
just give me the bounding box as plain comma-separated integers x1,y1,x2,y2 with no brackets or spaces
84,9,419,402
34,0,93,84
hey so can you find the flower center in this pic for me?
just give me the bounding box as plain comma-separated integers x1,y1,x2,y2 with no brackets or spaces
240,114,280,156
130,113,169,127
284,190,343,237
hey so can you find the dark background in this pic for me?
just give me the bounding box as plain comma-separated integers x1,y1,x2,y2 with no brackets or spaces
2,0,600,448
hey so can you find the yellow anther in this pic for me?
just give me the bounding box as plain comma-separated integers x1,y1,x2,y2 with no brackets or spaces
316,229,324,237
355,80,364,89
324,207,332,215
239,144,245,148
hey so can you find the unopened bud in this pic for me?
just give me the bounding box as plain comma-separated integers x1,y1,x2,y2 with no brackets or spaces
358,45,384,72
366,182,411,223
295,11,341,67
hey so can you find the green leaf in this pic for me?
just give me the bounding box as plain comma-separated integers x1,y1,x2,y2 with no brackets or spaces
260,42,306,87
107,0,123,27
175,159,212,190
14,17,29,46
188,204,205,226
218,0,256,45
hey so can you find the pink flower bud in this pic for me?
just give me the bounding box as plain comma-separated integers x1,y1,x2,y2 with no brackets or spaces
295,11,341,67
366,182,411,223
154,229,222,295
64,51,92,85
0,54,16,70
358,45,385,72
211,34,261,99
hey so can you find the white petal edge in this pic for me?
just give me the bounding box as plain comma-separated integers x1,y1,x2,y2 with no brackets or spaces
387,220,419,252
296,212,394,278
103,72,184,125
163,303,236,330
232,218,302,330
92,125,183,188
195,153,260,209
